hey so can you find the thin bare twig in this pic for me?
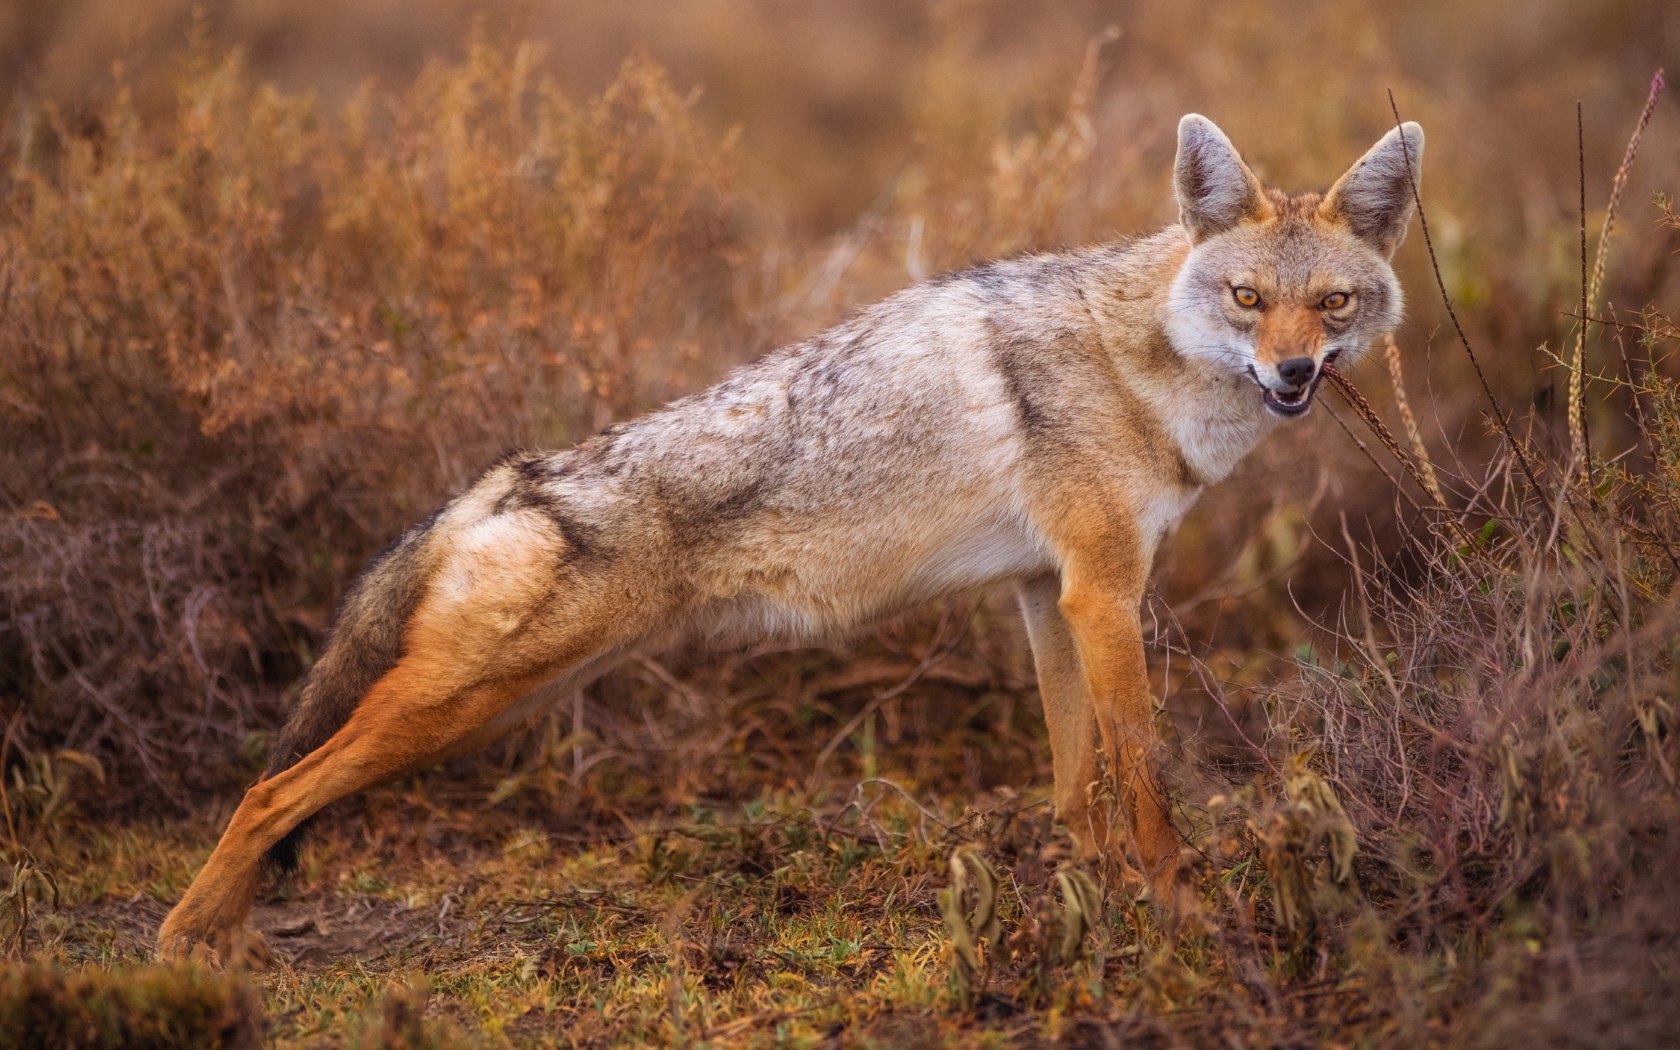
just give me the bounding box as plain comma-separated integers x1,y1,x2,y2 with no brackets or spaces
1570,101,1590,481
1386,89,1545,505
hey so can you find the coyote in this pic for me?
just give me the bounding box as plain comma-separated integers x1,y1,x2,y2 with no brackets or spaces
159,113,1422,965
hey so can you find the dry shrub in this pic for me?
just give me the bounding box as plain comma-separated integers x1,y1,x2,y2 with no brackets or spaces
0,962,263,1050
0,33,750,808
1166,200,1680,1044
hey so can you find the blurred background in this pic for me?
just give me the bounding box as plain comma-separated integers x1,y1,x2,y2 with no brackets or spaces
2,0,1678,806
9,1,1677,243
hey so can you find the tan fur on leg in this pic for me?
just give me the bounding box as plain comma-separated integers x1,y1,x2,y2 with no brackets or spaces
1037,504,1183,905
1018,573,1147,889
157,659,557,967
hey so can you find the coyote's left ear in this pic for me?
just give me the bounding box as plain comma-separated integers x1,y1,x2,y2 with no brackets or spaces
1322,123,1425,257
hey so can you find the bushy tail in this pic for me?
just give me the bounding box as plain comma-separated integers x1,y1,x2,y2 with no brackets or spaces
264,518,436,874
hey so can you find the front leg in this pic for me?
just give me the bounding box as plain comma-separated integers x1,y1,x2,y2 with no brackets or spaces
1018,574,1140,884
1039,508,1182,901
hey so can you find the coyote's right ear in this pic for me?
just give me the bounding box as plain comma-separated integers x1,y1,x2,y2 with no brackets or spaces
1174,114,1271,244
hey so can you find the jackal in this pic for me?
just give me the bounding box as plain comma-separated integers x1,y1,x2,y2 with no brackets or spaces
158,113,1422,966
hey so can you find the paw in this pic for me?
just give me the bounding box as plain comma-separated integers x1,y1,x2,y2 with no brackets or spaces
155,920,273,971
1139,848,1198,916
227,925,274,970
1082,841,1146,895
1109,856,1150,896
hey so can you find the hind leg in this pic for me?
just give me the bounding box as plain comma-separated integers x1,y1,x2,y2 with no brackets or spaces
159,503,647,966
156,655,555,966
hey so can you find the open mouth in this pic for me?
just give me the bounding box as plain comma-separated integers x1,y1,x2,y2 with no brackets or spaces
1262,380,1316,416
1253,353,1338,418
1253,367,1326,418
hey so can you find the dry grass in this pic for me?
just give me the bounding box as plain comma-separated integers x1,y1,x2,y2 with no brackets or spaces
4,2,1680,1046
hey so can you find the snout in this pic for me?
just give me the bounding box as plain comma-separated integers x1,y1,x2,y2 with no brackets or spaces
1254,354,1329,418
1277,356,1315,387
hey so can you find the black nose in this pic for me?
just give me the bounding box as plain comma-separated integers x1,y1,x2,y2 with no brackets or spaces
1277,357,1316,388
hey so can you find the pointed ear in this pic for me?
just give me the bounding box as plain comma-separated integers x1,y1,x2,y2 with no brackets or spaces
1174,114,1270,243
1322,122,1424,256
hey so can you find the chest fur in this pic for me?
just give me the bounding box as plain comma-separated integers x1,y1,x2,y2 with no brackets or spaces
1142,368,1278,487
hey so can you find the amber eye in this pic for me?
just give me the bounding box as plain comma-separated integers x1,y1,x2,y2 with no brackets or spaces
1321,292,1350,310
1232,286,1262,309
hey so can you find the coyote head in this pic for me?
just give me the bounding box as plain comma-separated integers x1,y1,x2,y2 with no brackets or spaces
1162,113,1423,418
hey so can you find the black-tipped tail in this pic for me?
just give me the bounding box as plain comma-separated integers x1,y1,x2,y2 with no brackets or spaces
264,518,435,875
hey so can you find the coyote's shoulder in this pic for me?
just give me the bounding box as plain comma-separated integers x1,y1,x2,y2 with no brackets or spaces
159,113,1425,967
